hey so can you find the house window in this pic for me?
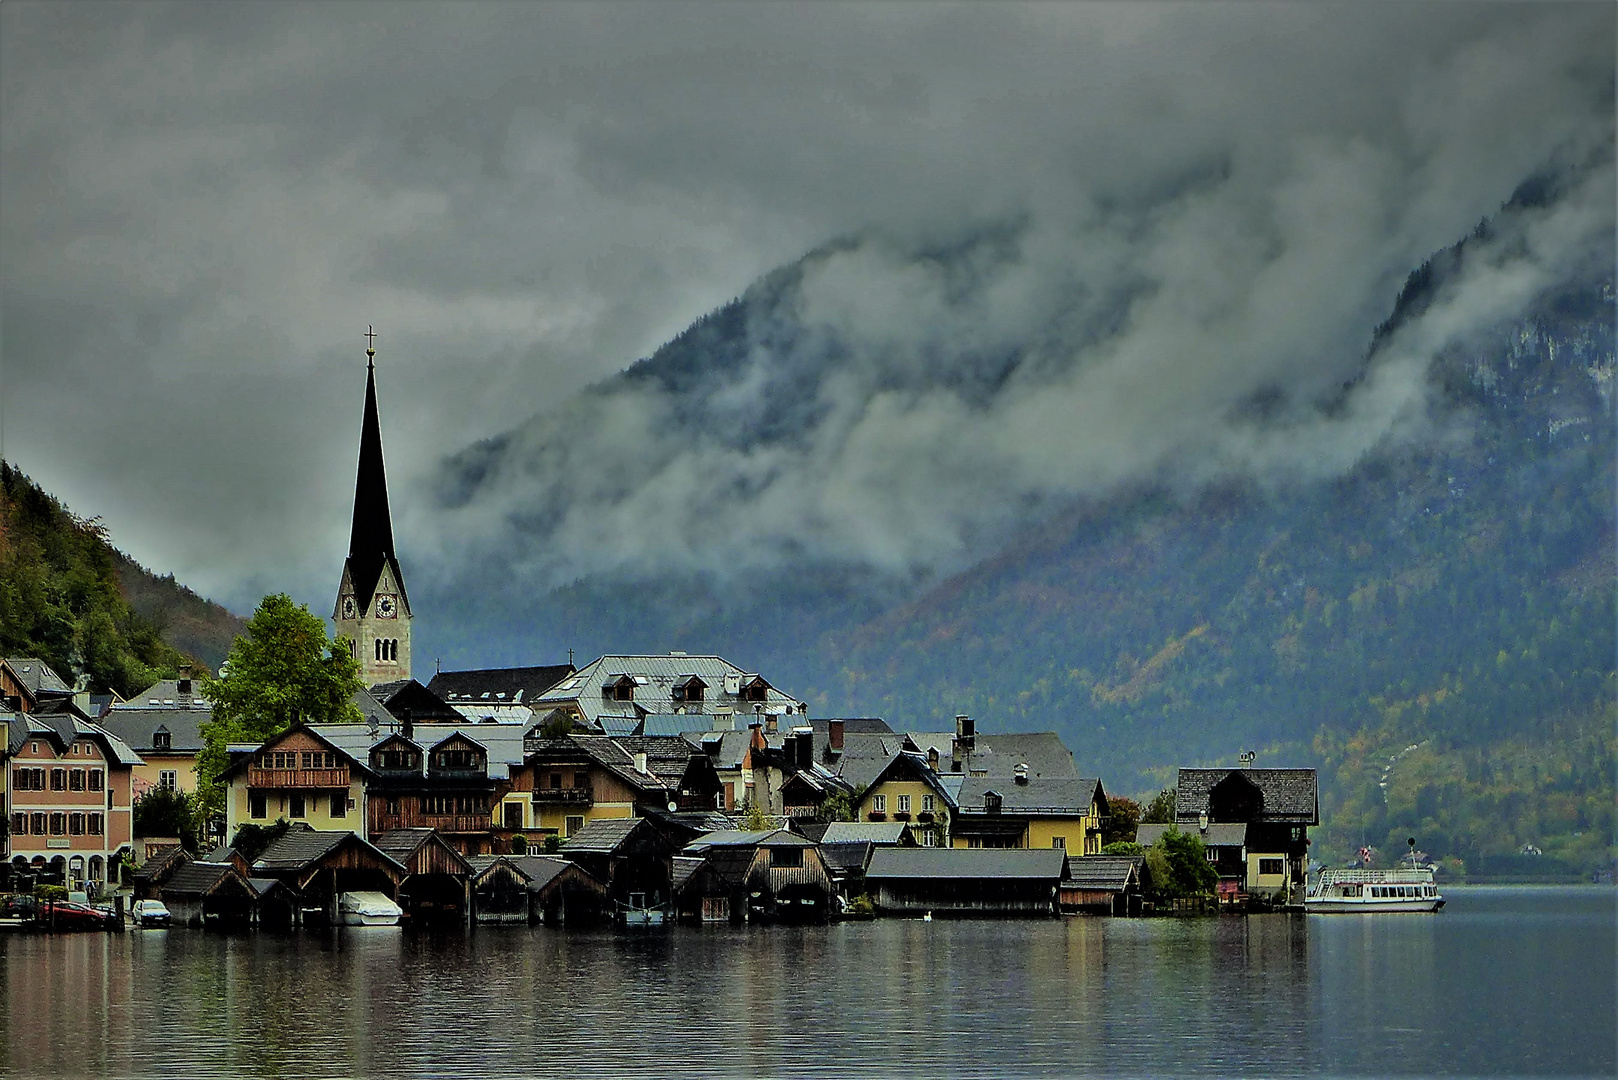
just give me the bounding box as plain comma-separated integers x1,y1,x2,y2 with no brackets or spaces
771,847,803,868
922,795,935,812
872,794,887,812
549,773,563,789
1207,848,1219,862
897,794,911,813
574,772,589,789
386,799,400,815
289,795,306,818
49,812,66,835
50,769,67,791
11,812,26,835
330,793,347,818
160,770,178,791
31,813,46,835
565,815,584,837
153,731,171,750
984,792,1002,812
1052,836,1066,849
69,770,85,791
88,769,103,792
69,813,85,835
503,803,523,830
250,793,267,819
1259,858,1285,876
87,813,102,836
921,830,936,847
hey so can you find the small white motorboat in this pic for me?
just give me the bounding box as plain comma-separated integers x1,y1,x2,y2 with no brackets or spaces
338,891,403,926
618,892,666,926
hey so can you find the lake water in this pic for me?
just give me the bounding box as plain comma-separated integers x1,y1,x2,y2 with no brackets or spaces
1,886,1610,1078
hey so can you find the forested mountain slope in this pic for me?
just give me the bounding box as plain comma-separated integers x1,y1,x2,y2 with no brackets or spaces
0,463,243,695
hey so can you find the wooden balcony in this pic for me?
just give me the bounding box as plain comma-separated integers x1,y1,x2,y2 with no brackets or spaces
531,787,592,804
248,768,349,790
371,811,493,835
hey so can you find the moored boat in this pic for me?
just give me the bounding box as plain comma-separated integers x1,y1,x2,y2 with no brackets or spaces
1306,866,1444,912
338,891,403,926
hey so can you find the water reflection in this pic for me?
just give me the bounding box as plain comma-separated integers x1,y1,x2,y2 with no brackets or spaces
1,887,1610,1078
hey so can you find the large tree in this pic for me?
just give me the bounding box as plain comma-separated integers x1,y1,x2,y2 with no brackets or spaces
196,594,363,815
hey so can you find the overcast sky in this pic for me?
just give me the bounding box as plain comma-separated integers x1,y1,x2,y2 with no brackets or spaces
2,2,1611,637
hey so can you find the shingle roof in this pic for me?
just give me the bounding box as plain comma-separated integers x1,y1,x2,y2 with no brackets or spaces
368,680,463,723
1175,768,1319,824
831,733,921,791
560,817,645,853
819,822,913,845
818,840,874,873
253,827,406,874
311,721,529,782
468,854,581,891
428,665,575,706
1063,855,1142,890
371,828,434,864
686,828,812,850
866,847,1068,881
1137,822,1248,848
161,861,245,899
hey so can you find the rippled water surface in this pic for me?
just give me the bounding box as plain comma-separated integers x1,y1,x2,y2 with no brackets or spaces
1,886,1610,1078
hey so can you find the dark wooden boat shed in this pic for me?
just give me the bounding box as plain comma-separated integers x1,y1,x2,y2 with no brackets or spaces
249,826,407,926
865,847,1066,917
468,855,608,924
373,828,474,924
1059,854,1146,915
157,861,258,928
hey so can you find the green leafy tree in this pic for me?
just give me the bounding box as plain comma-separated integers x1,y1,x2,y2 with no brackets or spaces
229,820,291,864
1141,787,1177,824
741,803,770,831
1103,795,1141,847
196,594,364,815
1102,840,1144,856
1146,827,1219,899
821,791,856,822
537,708,576,739
132,787,199,853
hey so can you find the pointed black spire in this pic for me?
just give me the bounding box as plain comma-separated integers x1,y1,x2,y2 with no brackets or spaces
345,332,405,613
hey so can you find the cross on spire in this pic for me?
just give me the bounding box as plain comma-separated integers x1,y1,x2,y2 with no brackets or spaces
364,325,377,369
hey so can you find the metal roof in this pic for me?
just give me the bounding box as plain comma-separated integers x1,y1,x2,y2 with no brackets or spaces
427,665,575,705
533,654,802,728
866,847,1068,881
819,822,914,845
685,828,812,850
1136,822,1250,848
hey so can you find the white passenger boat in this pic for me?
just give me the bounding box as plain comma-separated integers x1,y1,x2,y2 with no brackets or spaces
1306,866,1444,912
338,891,403,926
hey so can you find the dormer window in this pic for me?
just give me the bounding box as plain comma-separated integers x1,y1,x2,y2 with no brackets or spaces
672,676,706,704
604,675,636,702
153,728,171,751
984,791,1002,812
740,675,770,702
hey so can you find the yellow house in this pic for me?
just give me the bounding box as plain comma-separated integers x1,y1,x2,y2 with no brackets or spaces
855,751,955,846
951,775,1108,854
517,734,722,841
221,727,368,840
98,702,210,799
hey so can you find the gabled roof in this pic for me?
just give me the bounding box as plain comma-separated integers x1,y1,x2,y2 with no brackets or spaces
161,861,251,900
312,721,528,782
861,751,958,805
427,664,575,707
98,707,208,754
372,828,473,875
1175,768,1319,824
368,680,462,723
222,724,367,780
3,658,71,696
560,817,648,854
23,715,146,766
1137,822,1248,848
866,847,1068,881
905,731,1077,779
468,854,595,892
955,777,1106,815
818,840,874,873
819,822,915,846
252,827,406,876
533,654,802,728
1063,855,1143,891
830,733,918,791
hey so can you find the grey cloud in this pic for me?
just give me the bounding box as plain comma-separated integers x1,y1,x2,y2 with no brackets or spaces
1,1,1610,619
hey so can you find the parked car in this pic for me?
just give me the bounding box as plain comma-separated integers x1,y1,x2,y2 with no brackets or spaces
43,900,120,932
132,900,172,927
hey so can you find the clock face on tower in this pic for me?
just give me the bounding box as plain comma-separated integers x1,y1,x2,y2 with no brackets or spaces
375,594,398,619
341,595,356,620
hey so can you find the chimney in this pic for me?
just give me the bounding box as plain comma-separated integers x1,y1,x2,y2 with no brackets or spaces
764,714,777,735
955,714,975,748
927,747,939,771
795,729,812,770
828,719,845,753
1239,750,1256,768
1198,811,1209,834
634,751,649,775
399,707,413,741
176,664,194,698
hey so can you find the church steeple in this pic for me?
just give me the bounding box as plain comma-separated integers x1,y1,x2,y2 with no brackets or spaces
334,327,412,685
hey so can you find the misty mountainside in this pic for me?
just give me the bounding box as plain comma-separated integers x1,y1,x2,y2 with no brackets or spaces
0,463,243,693
428,164,1614,875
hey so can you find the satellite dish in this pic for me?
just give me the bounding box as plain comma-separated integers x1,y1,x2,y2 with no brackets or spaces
668,801,679,813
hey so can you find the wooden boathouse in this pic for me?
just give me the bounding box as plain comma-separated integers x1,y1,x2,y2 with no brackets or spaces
864,847,1066,917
